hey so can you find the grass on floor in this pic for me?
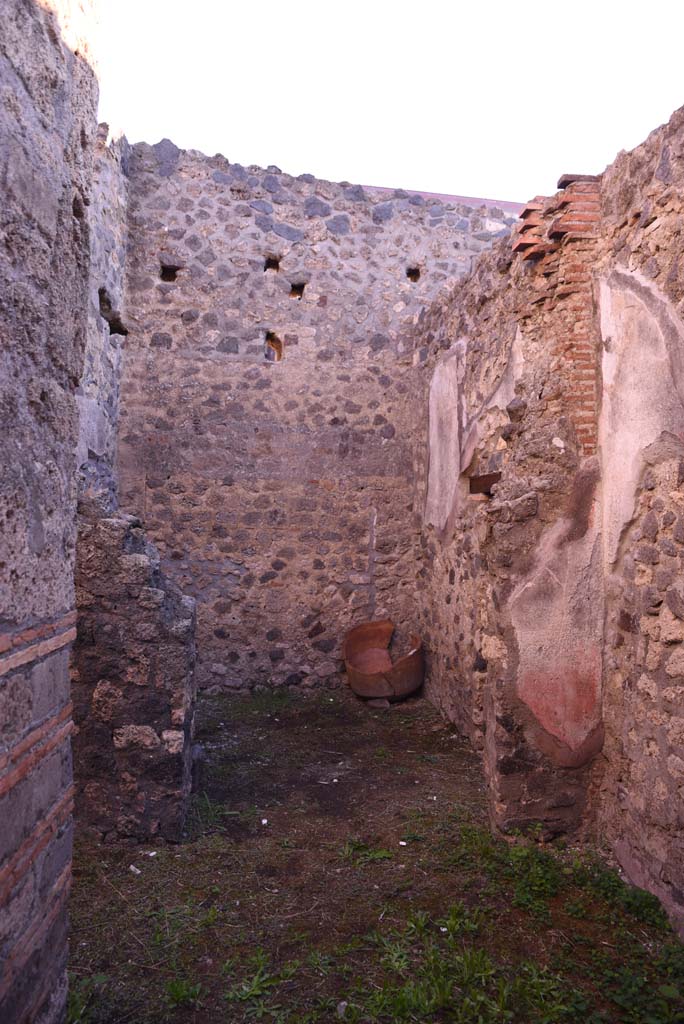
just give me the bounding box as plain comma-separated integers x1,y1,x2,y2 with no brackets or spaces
68,690,684,1024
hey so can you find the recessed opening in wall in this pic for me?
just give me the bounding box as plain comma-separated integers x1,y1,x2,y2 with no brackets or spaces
160,264,181,282
98,287,128,336
264,255,280,272
264,331,284,362
289,282,306,300
406,266,421,282
468,472,501,497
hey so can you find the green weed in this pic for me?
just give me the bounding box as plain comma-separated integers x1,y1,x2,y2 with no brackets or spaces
437,900,483,937
378,938,410,975
341,837,394,866
226,949,300,1006
189,791,240,833
164,976,202,1009
306,951,335,976
66,973,107,1024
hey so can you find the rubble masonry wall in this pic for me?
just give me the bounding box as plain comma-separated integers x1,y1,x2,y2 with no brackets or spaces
116,142,515,692
70,127,199,843
0,2,98,1020
413,106,684,933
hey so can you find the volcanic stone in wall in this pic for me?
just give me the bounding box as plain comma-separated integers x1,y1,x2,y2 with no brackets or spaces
72,124,201,843
411,218,604,839
410,104,684,936
0,1,99,1021
603,457,684,937
76,125,131,499
116,141,517,691
71,498,197,840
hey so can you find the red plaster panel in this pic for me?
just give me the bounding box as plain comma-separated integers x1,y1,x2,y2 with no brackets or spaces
517,645,602,753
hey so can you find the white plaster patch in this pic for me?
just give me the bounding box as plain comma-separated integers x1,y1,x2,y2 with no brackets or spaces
599,271,684,569
425,327,524,530
424,343,465,529
510,486,604,752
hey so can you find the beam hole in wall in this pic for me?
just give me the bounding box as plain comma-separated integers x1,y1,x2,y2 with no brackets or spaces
264,331,284,362
406,266,421,282
264,255,280,272
160,264,181,282
289,282,306,300
468,472,501,497
98,287,128,336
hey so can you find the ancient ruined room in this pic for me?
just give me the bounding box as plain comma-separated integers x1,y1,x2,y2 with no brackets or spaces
3,1,684,1022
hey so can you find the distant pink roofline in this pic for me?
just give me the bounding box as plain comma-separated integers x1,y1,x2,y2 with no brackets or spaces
362,183,524,216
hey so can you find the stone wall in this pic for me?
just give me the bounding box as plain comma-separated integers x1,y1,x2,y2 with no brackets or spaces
412,180,603,839
71,505,196,840
76,123,130,501
594,108,684,934
0,2,98,1021
2,0,683,1010
411,106,684,933
70,126,198,842
116,142,517,691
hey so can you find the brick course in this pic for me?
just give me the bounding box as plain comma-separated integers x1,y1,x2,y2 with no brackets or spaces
0,1,98,1020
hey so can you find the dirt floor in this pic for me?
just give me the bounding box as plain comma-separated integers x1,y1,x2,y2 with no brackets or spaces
69,688,684,1023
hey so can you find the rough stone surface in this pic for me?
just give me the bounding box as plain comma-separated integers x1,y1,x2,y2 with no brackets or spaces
592,107,684,935
410,108,684,934
76,124,130,502
0,2,98,1021
4,6,684,1016
70,122,198,843
71,504,196,840
116,143,515,691
97,105,684,933
411,228,601,839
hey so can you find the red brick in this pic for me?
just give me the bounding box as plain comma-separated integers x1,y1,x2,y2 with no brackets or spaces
0,626,77,679
0,863,71,1004
0,786,74,903
0,714,73,798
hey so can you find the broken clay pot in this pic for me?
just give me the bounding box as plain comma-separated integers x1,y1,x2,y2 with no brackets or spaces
343,619,424,702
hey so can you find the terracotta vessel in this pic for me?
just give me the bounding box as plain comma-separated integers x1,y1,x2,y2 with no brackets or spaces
343,619,424,702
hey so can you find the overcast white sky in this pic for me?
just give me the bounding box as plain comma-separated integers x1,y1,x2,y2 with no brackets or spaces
97,0,684,204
